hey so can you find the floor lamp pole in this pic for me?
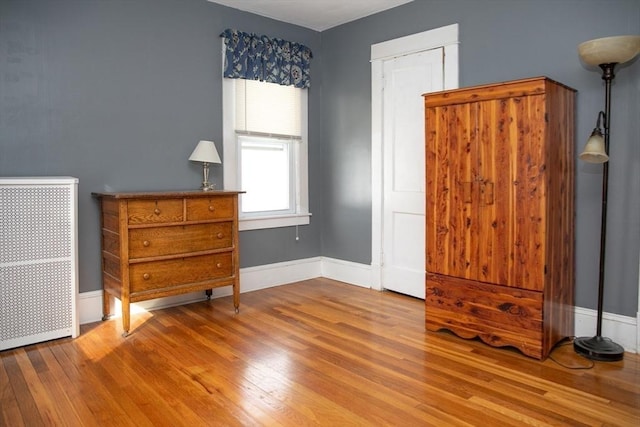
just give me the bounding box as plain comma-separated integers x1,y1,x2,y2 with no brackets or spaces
596,64,612,337
573,63,625,361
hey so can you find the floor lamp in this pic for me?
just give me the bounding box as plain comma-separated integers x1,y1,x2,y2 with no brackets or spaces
573,35,640,361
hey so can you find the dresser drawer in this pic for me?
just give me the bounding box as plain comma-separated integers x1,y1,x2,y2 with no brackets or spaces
128,199,183,224
129,223,232,259
186,196,234,221
129,253,233,292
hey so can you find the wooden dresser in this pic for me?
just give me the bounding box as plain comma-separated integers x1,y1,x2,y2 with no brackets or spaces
423,77,575,359
93,190,242,335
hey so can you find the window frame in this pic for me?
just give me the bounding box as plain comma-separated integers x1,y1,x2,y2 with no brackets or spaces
222,77,310,231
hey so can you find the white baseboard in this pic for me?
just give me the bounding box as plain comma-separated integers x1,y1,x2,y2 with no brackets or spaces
78,289,213,324
78,290,104,324
574,306,638,353
320,257,372,288
79,257,324,324
78,257,638,354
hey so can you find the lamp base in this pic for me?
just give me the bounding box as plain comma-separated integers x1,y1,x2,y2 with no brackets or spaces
574,335,624,361
199,162,215,191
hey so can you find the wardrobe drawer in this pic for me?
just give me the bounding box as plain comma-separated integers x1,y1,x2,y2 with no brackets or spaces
129,223,232,258
129,253,233,292
127,199,183,224
186,196,234,221
425,272,544,358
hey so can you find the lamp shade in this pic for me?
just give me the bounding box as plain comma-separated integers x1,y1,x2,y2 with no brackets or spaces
579,130,609,164
578,35,640,66
189,140,221,164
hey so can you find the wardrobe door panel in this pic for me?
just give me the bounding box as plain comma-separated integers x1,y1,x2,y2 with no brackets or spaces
476,95,547,290
426,102,479,280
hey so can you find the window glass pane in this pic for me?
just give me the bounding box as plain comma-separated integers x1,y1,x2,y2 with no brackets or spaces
236,80,301,136
240,136,292,213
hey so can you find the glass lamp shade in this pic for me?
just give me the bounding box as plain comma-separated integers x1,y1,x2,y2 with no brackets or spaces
579,130,608,163
578,35,640,66
189,140,221,164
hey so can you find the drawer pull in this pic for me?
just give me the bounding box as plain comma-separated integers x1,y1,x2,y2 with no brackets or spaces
143,240,150,247
216,263,223,268
143,273,150,280
208,205,215,212
217,232,224,239
154,208,161,215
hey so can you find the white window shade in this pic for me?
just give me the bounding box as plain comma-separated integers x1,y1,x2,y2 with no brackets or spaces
235,79,301,137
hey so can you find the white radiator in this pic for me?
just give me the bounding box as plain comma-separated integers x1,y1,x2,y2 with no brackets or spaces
0,177,79,350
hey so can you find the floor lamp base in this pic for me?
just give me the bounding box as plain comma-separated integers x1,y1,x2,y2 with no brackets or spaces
574,335,624,361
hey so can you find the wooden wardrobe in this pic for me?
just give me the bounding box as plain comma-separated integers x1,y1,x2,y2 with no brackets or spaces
423,77,575,359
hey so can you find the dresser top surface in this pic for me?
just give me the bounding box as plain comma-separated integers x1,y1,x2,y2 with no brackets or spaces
92,190,244,199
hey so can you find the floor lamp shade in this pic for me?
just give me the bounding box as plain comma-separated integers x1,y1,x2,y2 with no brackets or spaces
579,112,608,164
579,130,608,163
578,35,640,66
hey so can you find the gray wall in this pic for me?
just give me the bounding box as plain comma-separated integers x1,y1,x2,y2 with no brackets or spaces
0,0,323,293
1,0,639,318
322,0,640,317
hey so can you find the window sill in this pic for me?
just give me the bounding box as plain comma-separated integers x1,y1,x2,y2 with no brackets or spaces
239,213,311,231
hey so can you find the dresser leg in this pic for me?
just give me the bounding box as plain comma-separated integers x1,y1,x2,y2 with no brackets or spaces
102,290,112,321
121,297,131,336
233,283,239,314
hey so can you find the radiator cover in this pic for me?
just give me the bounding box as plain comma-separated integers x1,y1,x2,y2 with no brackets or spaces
0,177,79,350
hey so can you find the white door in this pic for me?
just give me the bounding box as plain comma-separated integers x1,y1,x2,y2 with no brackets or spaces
381,48,444,298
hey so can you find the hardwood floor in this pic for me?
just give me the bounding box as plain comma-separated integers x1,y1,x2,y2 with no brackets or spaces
1,278,639,426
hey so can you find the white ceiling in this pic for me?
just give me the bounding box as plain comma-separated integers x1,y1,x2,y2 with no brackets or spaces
207,0,414,32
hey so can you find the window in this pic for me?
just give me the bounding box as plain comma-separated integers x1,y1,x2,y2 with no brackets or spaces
239,135,294,214
223,78,310,231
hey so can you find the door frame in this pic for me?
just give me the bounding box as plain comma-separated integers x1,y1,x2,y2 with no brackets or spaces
370,24,460,292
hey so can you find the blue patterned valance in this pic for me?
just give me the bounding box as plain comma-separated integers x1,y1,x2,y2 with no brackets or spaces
220,29,312,89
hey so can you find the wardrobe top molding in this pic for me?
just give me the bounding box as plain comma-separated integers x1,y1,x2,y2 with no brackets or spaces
423,76,576,107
